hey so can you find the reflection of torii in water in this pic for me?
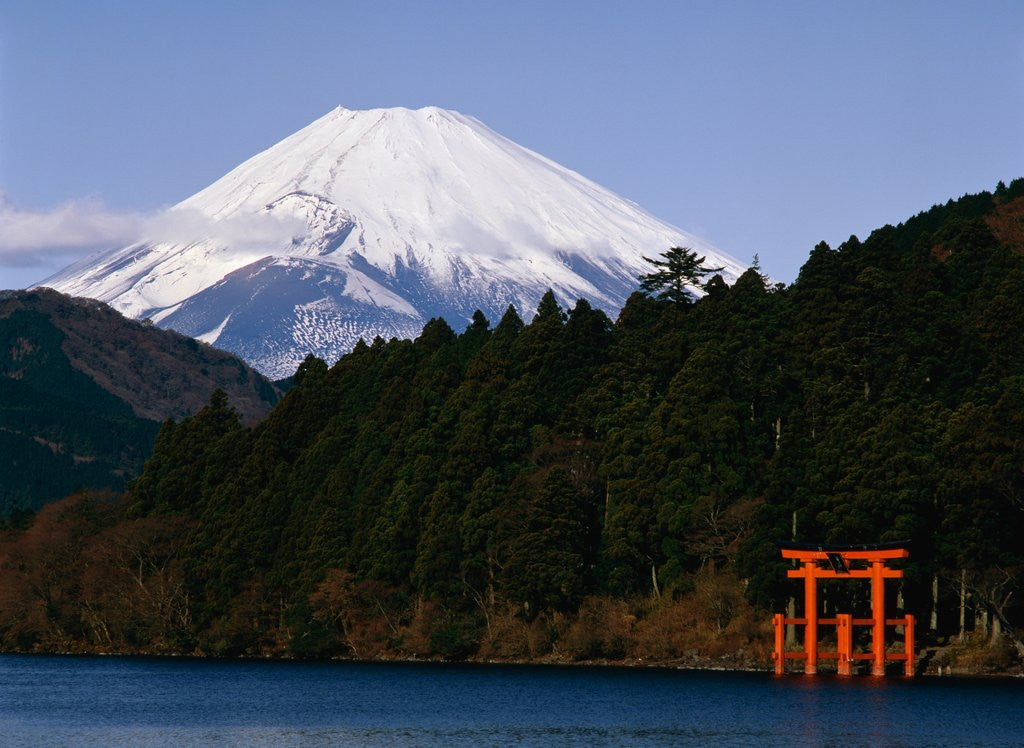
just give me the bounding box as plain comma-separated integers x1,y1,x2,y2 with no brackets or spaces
772,541,915,676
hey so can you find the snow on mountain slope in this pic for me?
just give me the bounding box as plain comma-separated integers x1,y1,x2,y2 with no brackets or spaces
44,106,747,378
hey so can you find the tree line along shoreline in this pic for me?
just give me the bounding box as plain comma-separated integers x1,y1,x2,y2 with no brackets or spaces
2,179,1024,676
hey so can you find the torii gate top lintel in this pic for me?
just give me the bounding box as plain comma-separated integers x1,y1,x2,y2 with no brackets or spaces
780,542,909,562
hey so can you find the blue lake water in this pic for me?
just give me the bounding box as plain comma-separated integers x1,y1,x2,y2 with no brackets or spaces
0,655,1020,746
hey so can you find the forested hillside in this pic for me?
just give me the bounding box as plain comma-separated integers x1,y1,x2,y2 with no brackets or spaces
2,181,1023,670
0,289,280,514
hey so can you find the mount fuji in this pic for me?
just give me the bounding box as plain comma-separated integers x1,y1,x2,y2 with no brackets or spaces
43,106,747,378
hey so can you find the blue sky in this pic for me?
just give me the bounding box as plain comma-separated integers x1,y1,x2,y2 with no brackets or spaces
2,1,1023,289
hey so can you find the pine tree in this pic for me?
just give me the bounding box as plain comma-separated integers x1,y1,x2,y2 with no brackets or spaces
639,246,724,305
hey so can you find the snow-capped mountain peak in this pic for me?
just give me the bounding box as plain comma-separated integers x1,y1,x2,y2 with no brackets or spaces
44,106,746,378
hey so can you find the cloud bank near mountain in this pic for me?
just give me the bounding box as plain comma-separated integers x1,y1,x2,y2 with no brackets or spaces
0,196,302,270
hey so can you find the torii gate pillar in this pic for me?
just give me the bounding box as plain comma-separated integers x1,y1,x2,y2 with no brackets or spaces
802,559,818,674
871,559,886,676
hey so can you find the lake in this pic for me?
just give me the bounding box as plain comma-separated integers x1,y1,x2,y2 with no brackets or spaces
0,655,1020,746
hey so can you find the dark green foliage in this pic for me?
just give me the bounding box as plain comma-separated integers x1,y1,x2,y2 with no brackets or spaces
639,246,724,304
0,309,160,512
129,390,246,516
115,182,1024,654
502,464,598,614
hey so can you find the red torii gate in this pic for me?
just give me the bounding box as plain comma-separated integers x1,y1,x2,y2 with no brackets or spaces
772,542,915,676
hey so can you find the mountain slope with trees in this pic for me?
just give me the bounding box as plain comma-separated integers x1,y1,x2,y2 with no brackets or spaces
2,181,1023,672
0,289,281,514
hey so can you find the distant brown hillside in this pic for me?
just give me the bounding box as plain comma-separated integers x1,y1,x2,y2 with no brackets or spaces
0,288,281,513
4,288,279,424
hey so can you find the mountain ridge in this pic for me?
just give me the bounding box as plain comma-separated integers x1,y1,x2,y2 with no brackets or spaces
44,106,746,377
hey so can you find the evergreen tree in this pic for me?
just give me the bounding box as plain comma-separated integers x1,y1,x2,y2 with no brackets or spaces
639,246,724,305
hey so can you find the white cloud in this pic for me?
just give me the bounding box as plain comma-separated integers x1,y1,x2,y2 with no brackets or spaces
144,206,305,254
0,195,305,270
0,195,146,266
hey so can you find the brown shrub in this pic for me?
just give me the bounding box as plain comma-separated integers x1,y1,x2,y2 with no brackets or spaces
526,613,560,657
477,608,531,659
310,569,410,658
560,597,637,660
632,571,771,662
394,598,443,658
